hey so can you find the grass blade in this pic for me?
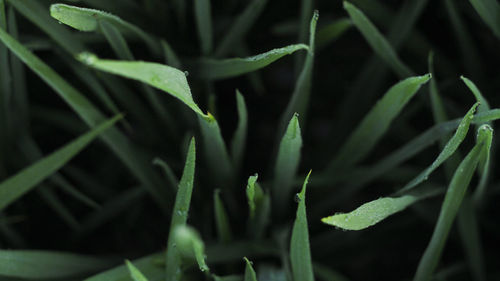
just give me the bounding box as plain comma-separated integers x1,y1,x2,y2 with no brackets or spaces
274,113,302,216
78,52,208,119
246,174,260,220
173,225,210,273
214,0,268,57
396,102,479,195
125,260,149,281
290,171,314,281
244,257,257,281
166,138,197,281
0,250,110,279
343,1,413,78
413,125,493,281
190,44,308,80
315,18,352,51
0,115,121,211
214,189,232,243
0,0,10,178
245,174,270,238
231,90,248,171
325,74,431,174
152,158,179,193
278,11,318,137
467,0,500,38
84,253,164,281
0,26,169,211
194,0,213,55
321,187,441,231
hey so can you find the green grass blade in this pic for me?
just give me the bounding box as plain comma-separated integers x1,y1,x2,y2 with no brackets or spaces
99,19,134,60
290,171,314,281
0,0,10,177
0,28,168,212
125,260,149,281
160,40,181,68
467,0,500,38
473,124,493,204
214,189,232,243
37,185,81,231
0,115,121,211
190,44,308,80
461,76,490,116
413,125,492,281
273,114,302,216
214,0,268,57
152,158,179,193
198,115,233,187
7,0,85,55
84,253,164,281
244,257,257,281
325,74,431,174
246,174,260,219
278,11,318,137
166,138,196,281
194,0,213,55
321,187,441,231
343,1,413,78
173,225,210,273
245,174,270,238
315,18,352,51
231,90,248,171
50,3,161,54
396,102,479,195
0,250,110,279
78,52,208,119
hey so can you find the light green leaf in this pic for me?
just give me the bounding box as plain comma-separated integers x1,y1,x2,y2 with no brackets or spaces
274,113,302,215
125,260,149,281
231,90,248,170
290,171,314,281
84,253,164,281
191,44,308,80
461,76,490,114
343,1,412,78
173,225,209,273
414,125,493,281
165,138,196,281
244,257,258,281
214,0,268,57
326,74,431,174
396,102,479,195
214,189,232,243
0,115,121,211
0,250,110,279
246,174,260,219
194,0,213,55
321,187,440,231
77,52,208,119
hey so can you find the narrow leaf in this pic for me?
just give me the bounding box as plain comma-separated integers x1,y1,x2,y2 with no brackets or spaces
316,18,352,50
165,138,196,281
467,0,500,38
343,1,412,78
414,125,493,281
125,260,149,281
0,115,121,211
290,171,314,281
214,189,232,243
84,253,163,281
194,0,213,55
190,44,308,80
231,90,248,170
244,257,258,281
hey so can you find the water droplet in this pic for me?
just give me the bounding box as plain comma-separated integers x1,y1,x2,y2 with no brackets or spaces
184,71,189,76
294,193,301,203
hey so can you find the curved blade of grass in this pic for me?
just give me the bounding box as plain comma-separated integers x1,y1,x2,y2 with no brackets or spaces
325,74,431,174
194,0,212,55
321,186,441,231
7,0,85,55
231,90,248,171
214,189,232,243
37,184,81,231
50,3,161,54
274,113,302,216
173,225,209,273
245,174,270,238
190,44,308,80
396,102,479,195
244,257,257,281
278,11,318,138
214,0,268,57
246,174,260,219
99,19,134,60
343,1,412,78
0,28,168,212
166,138,196,281
413,125,493,281
0,250,111,279
125,260,149,281
198,114,233,187
152,158,178,193
294,0,313,75
77,52,208,119
290,171,314,281
461,76,490,115
467,0,500,38
0,115,121,211
316,18,352,51
84,253,164,281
